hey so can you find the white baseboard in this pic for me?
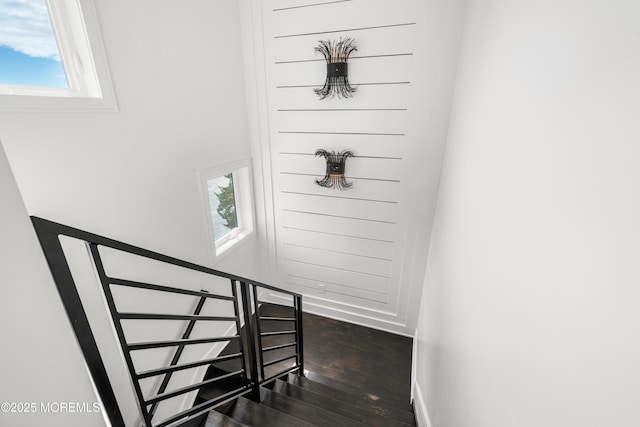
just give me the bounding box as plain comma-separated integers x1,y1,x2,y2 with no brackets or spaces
413,382,432,427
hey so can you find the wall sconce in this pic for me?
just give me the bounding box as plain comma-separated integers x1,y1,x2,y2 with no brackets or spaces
315,149,354,190
314,38,357,100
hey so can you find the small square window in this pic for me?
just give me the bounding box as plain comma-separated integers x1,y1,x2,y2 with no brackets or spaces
199,160,255,262
207,173,239,245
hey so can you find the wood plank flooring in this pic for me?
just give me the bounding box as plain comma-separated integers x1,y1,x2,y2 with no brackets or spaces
199,304,415,426
260,305,414,409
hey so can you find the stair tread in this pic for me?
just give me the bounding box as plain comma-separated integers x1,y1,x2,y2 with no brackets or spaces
273,379,415,427
204,410,250,427
287,374,415,425
304,372,413,414
261,387,366,427
221,396,318,427
198,370,247,403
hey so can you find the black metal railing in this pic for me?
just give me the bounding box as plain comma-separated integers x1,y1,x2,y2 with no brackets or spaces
252,289,304,384
31,217,304,427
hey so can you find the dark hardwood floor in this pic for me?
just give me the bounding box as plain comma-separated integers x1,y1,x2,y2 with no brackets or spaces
198,304,415,426
261,304,414,410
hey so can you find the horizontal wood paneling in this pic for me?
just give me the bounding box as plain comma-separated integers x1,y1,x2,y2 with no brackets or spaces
274,84,410,111
283,260,389,294
262,0,418,313
276,110,408,135
282,210,397,242
270,0,416,37
270,0,354,13
282,244,393,277
279,172,402,202
274,132,407,159
272,24,415,63
282,228,394,260
280,192,398,223
284,274,389,304
274,55,414,87
277,153,404,182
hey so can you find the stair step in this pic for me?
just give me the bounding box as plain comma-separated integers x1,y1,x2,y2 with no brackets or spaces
174,412,208,427
304,371,415,413
197,369,247,403
273,379,414,427
260,387,366,427
220,396,317,427
204,410,250,427
291,373,416,424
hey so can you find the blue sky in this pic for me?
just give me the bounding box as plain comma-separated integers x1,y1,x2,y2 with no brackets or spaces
0,46,67,88
0,0,68,88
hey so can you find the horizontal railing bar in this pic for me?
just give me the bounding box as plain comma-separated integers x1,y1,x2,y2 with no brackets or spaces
31,217,302,298
118,313,237,322
261,330,297,337
251,282,302,297
109,278,235,301
136,353,243,379
263,354,297,368
155,385,253,427
128,335,240,351
261,365,301,384
259,317,296,322
257,301,294,309
144,369,244,406
262,342,297,353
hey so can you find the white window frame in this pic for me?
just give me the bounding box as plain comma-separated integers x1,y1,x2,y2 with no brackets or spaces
0,0,117,112
198,159,256,264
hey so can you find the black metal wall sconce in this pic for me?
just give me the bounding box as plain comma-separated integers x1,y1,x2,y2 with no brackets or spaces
315,149,354,190
314,37,357,100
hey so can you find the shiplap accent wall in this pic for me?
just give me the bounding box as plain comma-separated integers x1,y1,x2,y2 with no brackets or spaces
248,0,445,334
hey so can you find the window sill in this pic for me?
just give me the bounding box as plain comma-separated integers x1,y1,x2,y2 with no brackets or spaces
215,229,255,258
0,93,118,113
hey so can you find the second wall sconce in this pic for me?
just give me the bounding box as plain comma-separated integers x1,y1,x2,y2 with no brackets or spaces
315,149,355,190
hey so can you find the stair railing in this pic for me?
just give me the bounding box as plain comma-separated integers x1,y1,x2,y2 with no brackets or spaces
146,291,209,420
31,217,304,427
251,283,305,383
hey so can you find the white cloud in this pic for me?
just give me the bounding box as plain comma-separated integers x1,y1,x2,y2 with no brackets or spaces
0,0,61,59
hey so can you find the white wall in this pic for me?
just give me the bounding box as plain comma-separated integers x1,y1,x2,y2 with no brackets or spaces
0,142,105,426
415,0,640,426
0,0,259,274
0,1,264,425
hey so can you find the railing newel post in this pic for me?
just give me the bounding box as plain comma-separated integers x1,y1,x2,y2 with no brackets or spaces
252,283,266,381
239,281,261,402
230,280,251,390
295,295,305,376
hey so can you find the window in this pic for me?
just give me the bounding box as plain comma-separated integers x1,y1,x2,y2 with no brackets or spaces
199,159,255,262
0,0,67,89
0,0,117,111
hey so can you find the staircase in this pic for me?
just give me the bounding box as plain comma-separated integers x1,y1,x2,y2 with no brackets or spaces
199,372,416,427
32,217,415,427
194,303,416,427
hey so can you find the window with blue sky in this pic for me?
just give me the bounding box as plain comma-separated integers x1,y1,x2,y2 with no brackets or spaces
0,0,68,89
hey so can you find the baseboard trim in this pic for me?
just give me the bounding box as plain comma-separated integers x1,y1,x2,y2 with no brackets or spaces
413,382,432,427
